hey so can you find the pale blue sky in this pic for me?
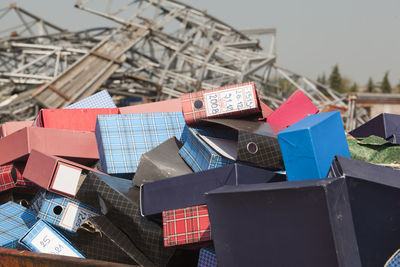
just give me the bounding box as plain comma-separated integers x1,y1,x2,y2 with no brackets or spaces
3,0,400,87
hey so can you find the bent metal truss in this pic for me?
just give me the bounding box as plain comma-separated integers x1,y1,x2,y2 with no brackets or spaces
0,1,368,130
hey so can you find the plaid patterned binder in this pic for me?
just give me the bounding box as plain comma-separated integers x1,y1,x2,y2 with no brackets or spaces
74,171,175,266
30,190,100,233
163,205,211,247
179,127,233,172
95,112,186,174
181,82,260,125
0,201,37,249
65,90,116,109
19,219,85,258
237,130,284,171
386,249,400,267
198,246,218,267
201,119,285,171
4,163,35,187
0,164,16,192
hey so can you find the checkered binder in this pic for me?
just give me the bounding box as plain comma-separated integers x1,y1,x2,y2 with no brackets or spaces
65,90,116,109
95,112,186,174
30,190,100,233
237,130,284,171
199,119,285,171
0,201,37,249
74,171,175,266
0,164,16,192
181,82,260,125
198,246,218,267
19,219,85,258
386,249,400,267
163,205,211,247
179,126,233,172
1,163,35,188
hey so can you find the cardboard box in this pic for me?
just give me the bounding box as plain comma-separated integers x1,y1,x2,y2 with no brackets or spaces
0,201,38,249
181,82,261,125
140,163,285,216
267,90,318,128
19,219,85,258
74,171,175,266
34,108,119,132
72,215,152,265
133,137,193,186
349,113,400,143
203,119,285,170
205,179,361,267
178,126,234,172
95,112,186,175
163,204,211,247
0,127,99,166
22,150,100,198
328,155,400,266
119,98,182,114
0,120,33,138
198,246,217,267
65,90,116,109
278,111,350,181
30,190,101,233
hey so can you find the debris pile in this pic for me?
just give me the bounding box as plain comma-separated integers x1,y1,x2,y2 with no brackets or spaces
0,83,399,267
0,1,397,266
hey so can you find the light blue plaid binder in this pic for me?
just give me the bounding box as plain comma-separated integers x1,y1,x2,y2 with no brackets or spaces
19,219,85,258
179,126,233,172
0,201,38,249
65,90,116,109
386,249,400,267
30,190,100,234
95,112,186,175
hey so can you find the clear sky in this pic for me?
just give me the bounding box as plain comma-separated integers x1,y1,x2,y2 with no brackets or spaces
3,0,400,87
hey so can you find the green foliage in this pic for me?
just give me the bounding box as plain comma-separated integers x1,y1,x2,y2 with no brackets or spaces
317,66,394,94
317,73,327,85
381,71,392,94
320,73,327,85
367,77,374,93
349,82,358,92
329,65,344,93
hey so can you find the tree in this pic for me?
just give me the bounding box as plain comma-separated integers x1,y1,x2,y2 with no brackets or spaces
329,65,344,93
367,77,374,93
381,71,392,94
320,73,327,85
342,76,352,92
316,75,321,84
349,82,358,92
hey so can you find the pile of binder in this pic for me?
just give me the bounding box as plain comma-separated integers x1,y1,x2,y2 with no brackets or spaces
1,85,400,267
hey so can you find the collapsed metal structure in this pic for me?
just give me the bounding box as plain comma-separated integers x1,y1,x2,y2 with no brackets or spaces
0,1,368,129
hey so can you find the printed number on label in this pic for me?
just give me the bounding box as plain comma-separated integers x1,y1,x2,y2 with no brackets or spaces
204,85,255,117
